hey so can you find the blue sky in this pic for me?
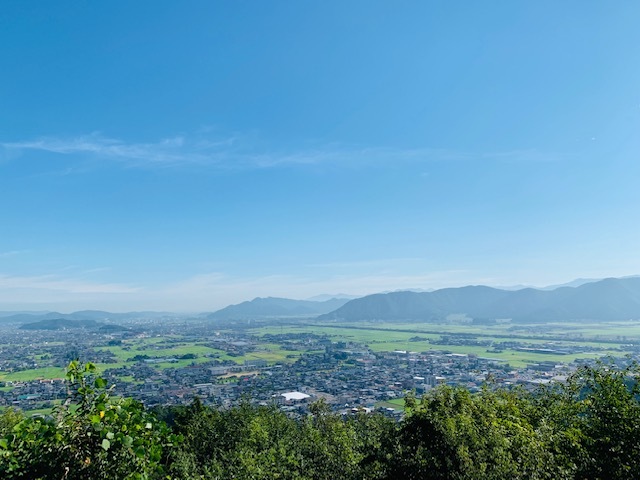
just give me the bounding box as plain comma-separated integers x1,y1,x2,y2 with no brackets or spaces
1,1,639,312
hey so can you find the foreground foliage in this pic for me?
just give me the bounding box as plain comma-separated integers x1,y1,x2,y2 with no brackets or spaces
0,361,177,479
2,360,640,479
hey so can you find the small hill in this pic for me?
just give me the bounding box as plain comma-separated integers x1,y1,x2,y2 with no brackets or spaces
19,318,101,330
98,323,131,332
208,297,351,320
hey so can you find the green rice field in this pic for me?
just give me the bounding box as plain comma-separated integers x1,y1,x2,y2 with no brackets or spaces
248,321,636,368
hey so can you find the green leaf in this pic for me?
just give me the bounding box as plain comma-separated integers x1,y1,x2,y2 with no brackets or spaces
101,438,111,451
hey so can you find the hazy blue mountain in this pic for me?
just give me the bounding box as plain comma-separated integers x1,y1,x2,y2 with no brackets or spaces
0,310,175,324
0,311,52,318
0,312,76,324
319,277,640,323
539,275,640,291
208,297,351,320
538,278,603,290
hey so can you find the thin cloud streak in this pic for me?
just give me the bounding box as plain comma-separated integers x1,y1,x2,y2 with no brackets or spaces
1,133,565,172
0,250,28,258
2,134,210,168
0,273,140,294
304,257,429,269
0,268,621,313
0,268,487,312
157,270,487,311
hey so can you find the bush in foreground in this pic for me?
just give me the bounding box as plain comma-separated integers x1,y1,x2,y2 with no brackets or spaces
0,361,177,479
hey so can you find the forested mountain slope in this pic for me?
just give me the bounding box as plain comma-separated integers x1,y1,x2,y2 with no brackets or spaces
320,277,640,322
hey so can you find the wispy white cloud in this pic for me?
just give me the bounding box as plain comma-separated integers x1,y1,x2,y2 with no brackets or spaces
0,273,140,294
156,269,487,311
2,133,211,168
2,266,624,313
304,257,428,269
1,132,564,172
0,133,447,169
0,267,488,312
0,250,28,258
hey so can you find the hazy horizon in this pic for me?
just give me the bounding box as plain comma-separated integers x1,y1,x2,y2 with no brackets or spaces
2,2,639,312
1,275,637,314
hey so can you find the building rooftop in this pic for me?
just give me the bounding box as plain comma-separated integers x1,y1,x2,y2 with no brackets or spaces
281,391,311,401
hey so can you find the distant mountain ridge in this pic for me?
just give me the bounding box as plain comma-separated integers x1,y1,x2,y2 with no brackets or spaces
319,277,640,323
207,297,351,320
539,275,640,290
19,318,133,331
0,310,174,325
0,311,52,318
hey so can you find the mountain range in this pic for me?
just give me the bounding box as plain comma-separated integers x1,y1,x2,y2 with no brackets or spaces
4,277,640,325
319,277,640,323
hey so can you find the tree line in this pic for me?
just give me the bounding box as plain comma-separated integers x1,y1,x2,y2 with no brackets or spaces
1,359,640,479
